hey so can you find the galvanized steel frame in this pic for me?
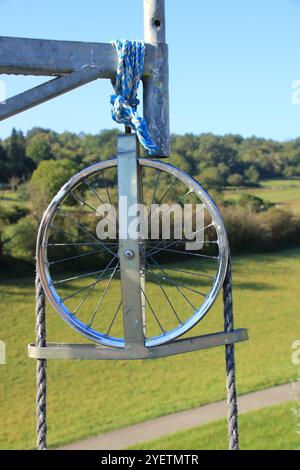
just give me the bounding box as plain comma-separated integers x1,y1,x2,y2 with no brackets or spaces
0,0,170,157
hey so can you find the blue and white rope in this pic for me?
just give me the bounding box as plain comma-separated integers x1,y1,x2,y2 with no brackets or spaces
110,39,158,156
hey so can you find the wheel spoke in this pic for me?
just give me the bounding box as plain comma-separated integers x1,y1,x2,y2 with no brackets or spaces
141,286,165,334
61,266,119,303
53,266,118,285
149,265,215,280
144,267,207,297
157,248,218,260
106,299,123,335
176,189,193,203
50,226,80,241
70,190,98,215
49,248,107,266
140,240,218,245
83,179,117,229
151,169,161,205
58,209,117,258
146,252,197,311
73,261,119,316
156,178,177,205
101,170,113,205
147,223,215,257
145,261,182,324
88,263,120,327
48,242,119,247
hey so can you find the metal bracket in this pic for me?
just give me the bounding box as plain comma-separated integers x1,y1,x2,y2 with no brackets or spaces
0,0,170,156
0,67,105,121
28,329,248,361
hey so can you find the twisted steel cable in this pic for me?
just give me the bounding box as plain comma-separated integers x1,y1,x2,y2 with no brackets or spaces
223,255,239,450
36,271,47,450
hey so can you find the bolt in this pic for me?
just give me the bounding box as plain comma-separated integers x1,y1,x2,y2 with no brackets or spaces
124,249,135,260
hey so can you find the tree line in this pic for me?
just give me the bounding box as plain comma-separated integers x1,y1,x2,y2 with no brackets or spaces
1,127,300,274
1,127,300,188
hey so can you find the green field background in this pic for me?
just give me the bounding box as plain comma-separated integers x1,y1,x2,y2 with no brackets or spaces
0,248,300,449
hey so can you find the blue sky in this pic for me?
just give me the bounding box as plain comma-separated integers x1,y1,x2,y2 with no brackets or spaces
1,0,300,140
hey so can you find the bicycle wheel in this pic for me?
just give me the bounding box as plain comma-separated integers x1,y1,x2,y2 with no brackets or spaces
37,158,228,348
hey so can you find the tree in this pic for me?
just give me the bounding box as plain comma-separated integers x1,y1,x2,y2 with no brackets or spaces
217,162,230,180
199,167,224,190
227,173,244,186
0,204,10,263
9,176,21,191
80,129,118,166
245,166,260,184
4,128,35,180
30,159,77,217
4,215,38,264
26,132,55,164
169,152,192,174
0,141,9,182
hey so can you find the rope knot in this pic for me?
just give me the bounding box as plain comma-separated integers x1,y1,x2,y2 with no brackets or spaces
110,39,158,156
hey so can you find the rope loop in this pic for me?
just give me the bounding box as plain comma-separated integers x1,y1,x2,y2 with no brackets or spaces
111,39,158,156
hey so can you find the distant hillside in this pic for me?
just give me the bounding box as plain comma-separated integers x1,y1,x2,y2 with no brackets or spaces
1,128,300,187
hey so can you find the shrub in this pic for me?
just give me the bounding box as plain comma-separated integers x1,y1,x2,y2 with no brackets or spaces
260,208,300,251
227,173,244,186
29,159,77,217
199,167,224,190
4,215,38,264
221,206,264,253
221,205,300,254
238,194,273,213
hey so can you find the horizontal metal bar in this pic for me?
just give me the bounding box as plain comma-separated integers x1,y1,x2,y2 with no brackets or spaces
28,328,248,361
0,36,156,78
0,36,117,77
0,67,104,121
0,36,170,156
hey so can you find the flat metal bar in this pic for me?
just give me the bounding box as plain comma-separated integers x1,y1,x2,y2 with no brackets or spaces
27,329,249,360
143,0,170,157
0,36,157,77
137,164,147,336
0,68,104,121
0,37,117,77
118,135,145,348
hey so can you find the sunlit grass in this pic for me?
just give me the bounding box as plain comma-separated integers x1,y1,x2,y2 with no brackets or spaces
224,178,300,214
0,248,299,449
129,402,300,450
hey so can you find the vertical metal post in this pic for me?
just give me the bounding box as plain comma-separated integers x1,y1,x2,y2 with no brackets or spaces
144,0,166,43
143,0,170,157
137,164,147,335
118,134,145,348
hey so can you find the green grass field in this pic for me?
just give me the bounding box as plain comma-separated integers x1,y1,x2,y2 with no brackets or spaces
224,179,300,214
0,190,28,209
0,248,300,449
129,402,300,450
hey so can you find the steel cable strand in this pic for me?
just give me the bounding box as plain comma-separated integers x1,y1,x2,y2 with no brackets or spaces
36,271,47,450
223,255,239,450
